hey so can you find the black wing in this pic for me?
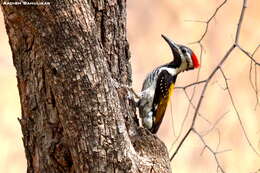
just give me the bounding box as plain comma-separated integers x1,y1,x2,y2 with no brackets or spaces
152,70,176,108
150,70,177,133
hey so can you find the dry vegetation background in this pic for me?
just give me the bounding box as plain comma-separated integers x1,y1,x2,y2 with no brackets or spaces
0,0,259,172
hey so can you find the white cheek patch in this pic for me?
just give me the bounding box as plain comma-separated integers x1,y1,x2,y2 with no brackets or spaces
185,53,194,69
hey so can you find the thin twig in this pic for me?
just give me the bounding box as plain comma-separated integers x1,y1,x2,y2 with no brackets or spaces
249,60,255,90
169,98,176,137
248,45,260,108
175,80,207,89
169,88,210,153
170,0,232,161
184,19,207,23
201,111,229,137
193,129,226,173
236,44,260,66
170,44,234,161
188,0,228,45
170,0,260,166
219,67,260,156
254,63,259,109
183,89,211,123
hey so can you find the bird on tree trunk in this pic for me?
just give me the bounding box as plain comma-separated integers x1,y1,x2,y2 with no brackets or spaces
138,34,200,133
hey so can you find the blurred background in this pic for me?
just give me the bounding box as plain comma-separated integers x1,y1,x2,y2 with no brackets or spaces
0,0,259,172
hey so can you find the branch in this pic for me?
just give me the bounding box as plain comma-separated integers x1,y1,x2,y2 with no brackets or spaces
234,0,247,44
170,0,259,162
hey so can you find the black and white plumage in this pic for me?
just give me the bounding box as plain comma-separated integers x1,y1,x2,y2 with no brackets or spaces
138,34,200,133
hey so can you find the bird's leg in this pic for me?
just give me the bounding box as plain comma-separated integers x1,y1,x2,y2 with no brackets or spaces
126,87,142,107
127,87,141,99
109,77,141,105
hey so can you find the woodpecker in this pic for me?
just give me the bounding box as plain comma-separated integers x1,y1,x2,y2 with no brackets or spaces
138,34,200,133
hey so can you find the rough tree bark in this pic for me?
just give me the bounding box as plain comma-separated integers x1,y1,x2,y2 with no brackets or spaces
1,1,171,172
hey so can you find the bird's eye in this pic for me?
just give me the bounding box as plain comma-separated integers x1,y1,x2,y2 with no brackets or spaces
181,48,186,54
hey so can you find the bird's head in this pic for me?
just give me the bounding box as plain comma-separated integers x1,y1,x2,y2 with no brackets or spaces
161,34,200,72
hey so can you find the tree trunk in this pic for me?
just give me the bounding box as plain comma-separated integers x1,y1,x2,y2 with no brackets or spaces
1,1,171,172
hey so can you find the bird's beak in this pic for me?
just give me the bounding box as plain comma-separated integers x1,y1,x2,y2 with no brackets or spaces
161,34,181,57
